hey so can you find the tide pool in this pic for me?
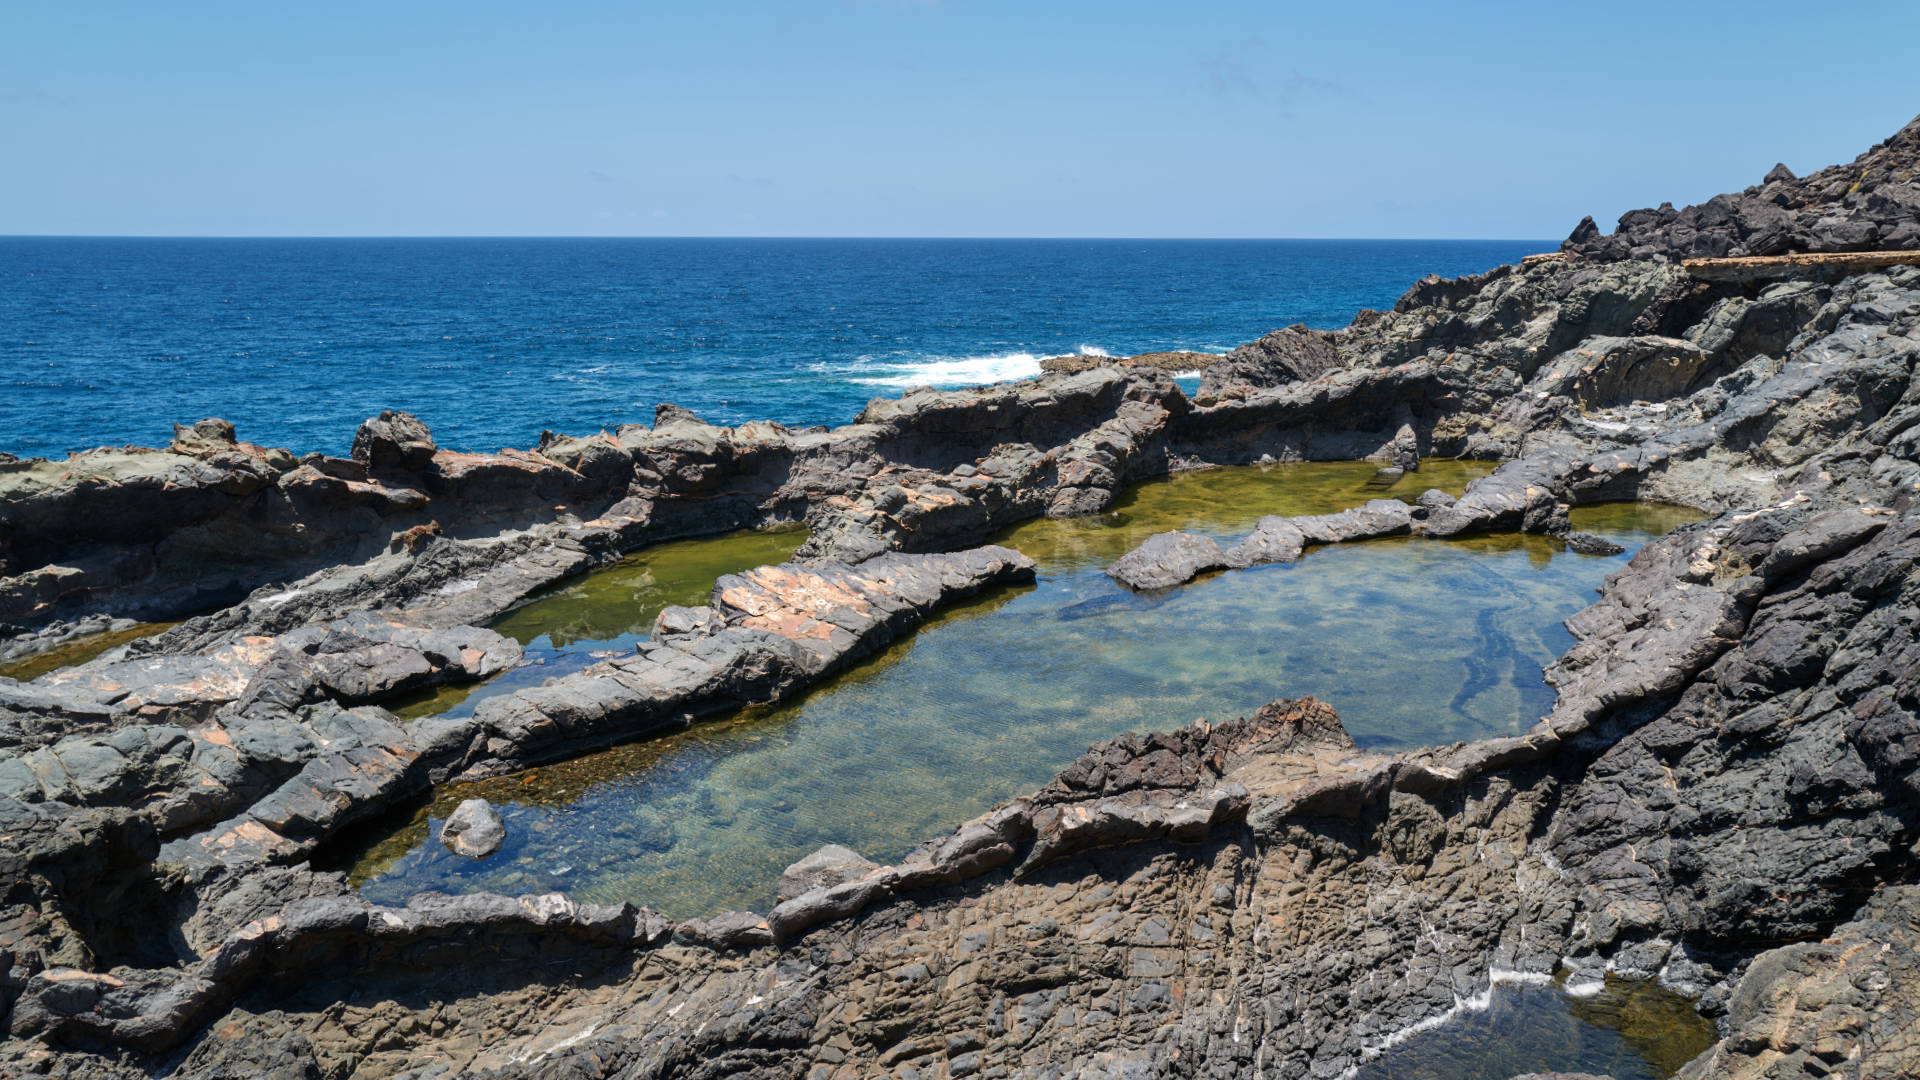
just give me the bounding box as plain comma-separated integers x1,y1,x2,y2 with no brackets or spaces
339,462,1701,917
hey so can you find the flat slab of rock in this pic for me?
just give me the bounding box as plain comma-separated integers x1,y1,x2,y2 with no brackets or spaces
778,843,882,903
1106,531,1229,590
1106,501,1413,591
1288,499,1414,544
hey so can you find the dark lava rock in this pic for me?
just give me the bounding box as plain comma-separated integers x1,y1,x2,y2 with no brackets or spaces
349,410,437,473
1559,530,1625,555
1226,515,1307,568
1291,498,1414,544
17,112,1920,1080
1038,350,1215,376
1199,323,1344,398
1687,885,1920,1080
1564,114,1920,260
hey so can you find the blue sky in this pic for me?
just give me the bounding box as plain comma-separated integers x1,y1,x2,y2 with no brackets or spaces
4,1,1915,238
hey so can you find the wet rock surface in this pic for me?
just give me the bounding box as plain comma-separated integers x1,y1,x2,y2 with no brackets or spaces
5,115,1920,1079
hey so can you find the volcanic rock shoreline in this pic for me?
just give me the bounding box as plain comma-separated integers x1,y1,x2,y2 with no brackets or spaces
2,115,1920,1079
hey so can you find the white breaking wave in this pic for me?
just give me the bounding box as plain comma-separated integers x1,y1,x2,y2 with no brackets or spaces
848,351,1046,389
843,345,1118,390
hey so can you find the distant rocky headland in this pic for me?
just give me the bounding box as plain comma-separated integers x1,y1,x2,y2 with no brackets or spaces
4,115,1920,1079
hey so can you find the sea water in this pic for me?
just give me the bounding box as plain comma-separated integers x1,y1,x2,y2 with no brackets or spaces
1,238,1544,460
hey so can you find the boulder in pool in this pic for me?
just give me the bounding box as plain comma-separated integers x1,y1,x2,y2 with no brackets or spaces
1225,516,1306,568
441,798,507,858
1107,531,1230,591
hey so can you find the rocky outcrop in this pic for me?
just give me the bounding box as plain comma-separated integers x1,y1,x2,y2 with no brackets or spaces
9,112,1920,1080
0,412,627,640
0,546,1036,1062
1564,115,1920,260
798,369,1188,560
1677,885,1920,1079
1,368,1183,653
22,487,1907,1080
1197,323,1345,398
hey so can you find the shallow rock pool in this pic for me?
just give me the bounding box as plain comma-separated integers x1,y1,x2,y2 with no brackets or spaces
1351,975,1718,1080
0,620,177,683
341,461,1702,918
383,526,809,720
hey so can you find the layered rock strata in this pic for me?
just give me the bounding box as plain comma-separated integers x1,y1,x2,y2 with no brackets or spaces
3,114,1920,1079
0,547,1034,1064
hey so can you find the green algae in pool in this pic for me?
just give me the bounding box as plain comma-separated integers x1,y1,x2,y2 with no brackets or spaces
493,527,809,649
995,458,1498,572
0,622,176,683
1570,500,1713,543
382,526,809,721
1351,975,1718,1080
346,464,1703,917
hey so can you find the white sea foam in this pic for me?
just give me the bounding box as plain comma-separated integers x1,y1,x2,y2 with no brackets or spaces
848,351,1046,388
1339,966,1557,1076
845,345,1119,389
1563,976,1607,998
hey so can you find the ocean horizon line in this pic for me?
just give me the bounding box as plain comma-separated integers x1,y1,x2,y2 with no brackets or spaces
0,233,1558,245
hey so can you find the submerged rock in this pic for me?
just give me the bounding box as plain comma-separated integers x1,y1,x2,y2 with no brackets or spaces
440,798,505,858
1560,530,1625,556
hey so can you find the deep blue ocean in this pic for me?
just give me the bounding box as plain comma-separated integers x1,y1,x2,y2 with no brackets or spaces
0,238,1545,460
